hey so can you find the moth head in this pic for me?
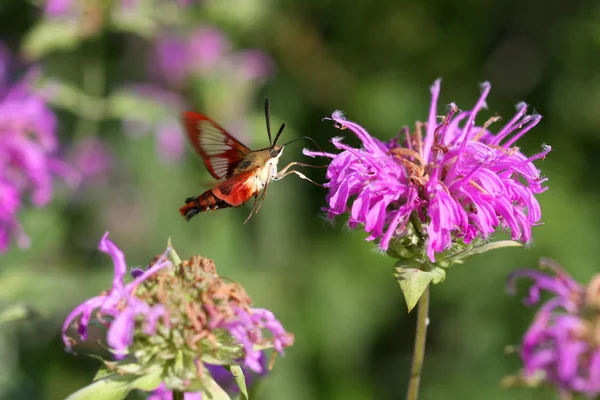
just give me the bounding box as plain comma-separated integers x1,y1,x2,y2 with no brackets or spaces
269,145,284,159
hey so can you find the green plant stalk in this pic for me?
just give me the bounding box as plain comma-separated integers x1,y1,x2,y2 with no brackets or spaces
73,39,106,140
406,285,430,400
172,390,184,400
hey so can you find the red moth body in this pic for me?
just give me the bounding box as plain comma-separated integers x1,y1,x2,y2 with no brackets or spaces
181,99,318,223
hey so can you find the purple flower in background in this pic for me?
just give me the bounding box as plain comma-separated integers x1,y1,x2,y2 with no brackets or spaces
68,137,113,180
152,27,230,88
154,34,193,88
0,45,77,253
43,0,73,17
188,27,231,73
156,119,185,163
305,79,550,262
233,50,275,83
151,25,273,88
63,234,293,395
507,259,600,397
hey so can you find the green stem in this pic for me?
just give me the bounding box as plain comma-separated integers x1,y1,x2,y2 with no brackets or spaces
172,390,184,400
73,39,106,141
560,391,573,400
406,285,430,400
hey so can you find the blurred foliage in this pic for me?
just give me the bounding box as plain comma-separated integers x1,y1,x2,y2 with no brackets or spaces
1,0,600,399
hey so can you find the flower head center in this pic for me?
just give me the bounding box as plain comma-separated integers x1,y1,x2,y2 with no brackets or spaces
134,254,254,351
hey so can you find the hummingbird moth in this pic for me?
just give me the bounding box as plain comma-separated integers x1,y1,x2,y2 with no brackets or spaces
180,99,320,223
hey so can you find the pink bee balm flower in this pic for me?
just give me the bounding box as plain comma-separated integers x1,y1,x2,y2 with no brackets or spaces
507,259,600,398
63,233,293,396
305,79,550,262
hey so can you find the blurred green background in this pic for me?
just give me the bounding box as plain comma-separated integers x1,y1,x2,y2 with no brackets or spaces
1,0,599,399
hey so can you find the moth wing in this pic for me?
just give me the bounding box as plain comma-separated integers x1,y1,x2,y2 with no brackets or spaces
183,112,252,180
211,168,260,206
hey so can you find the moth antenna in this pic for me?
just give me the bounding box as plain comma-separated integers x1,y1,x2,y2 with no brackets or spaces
265,98,272,146
273,123,286,146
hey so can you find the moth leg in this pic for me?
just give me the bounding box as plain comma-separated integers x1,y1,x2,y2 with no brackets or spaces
274,168,323,187
254,183,271,216
243,193,260,224
254,169,273,216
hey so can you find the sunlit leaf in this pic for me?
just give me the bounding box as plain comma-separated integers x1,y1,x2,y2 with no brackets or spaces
65,365,162,400
167,237,182,266
226,364,248,400
201,374,232,400
23,21,83,59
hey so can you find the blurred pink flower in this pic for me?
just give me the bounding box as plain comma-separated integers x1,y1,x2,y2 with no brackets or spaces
43,0,73,17
154,35,192,88
152,26,272,87
508,259,600,397
234,50,275,83
0,46,77,252
68,137,113,180
156,119,185,163
188,27,231,73
153,27,231,87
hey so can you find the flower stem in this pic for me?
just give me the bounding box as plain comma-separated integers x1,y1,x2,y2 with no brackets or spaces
406,285,430,400
172,390,184,400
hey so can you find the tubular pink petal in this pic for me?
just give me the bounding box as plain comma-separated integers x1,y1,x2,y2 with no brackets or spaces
423,78,441,162
490,102,528,145
99,232,127,293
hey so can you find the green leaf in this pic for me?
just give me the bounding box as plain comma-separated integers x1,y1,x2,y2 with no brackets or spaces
40,79,106,120
460,240,522,257
110,12,157,38
167,237,182,267
23,21,83,59
201,354,236,366
226,364,249,400
65,365,162,400
201,374,232,400
92,366,112,382
394,265,445,312
0,303,39,324
107,90,177,124
437,240,523,267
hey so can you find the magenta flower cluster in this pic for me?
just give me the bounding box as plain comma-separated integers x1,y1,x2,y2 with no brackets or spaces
508,260,600,397
0,45,77,253
305,80,550,262
62,233,292,373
